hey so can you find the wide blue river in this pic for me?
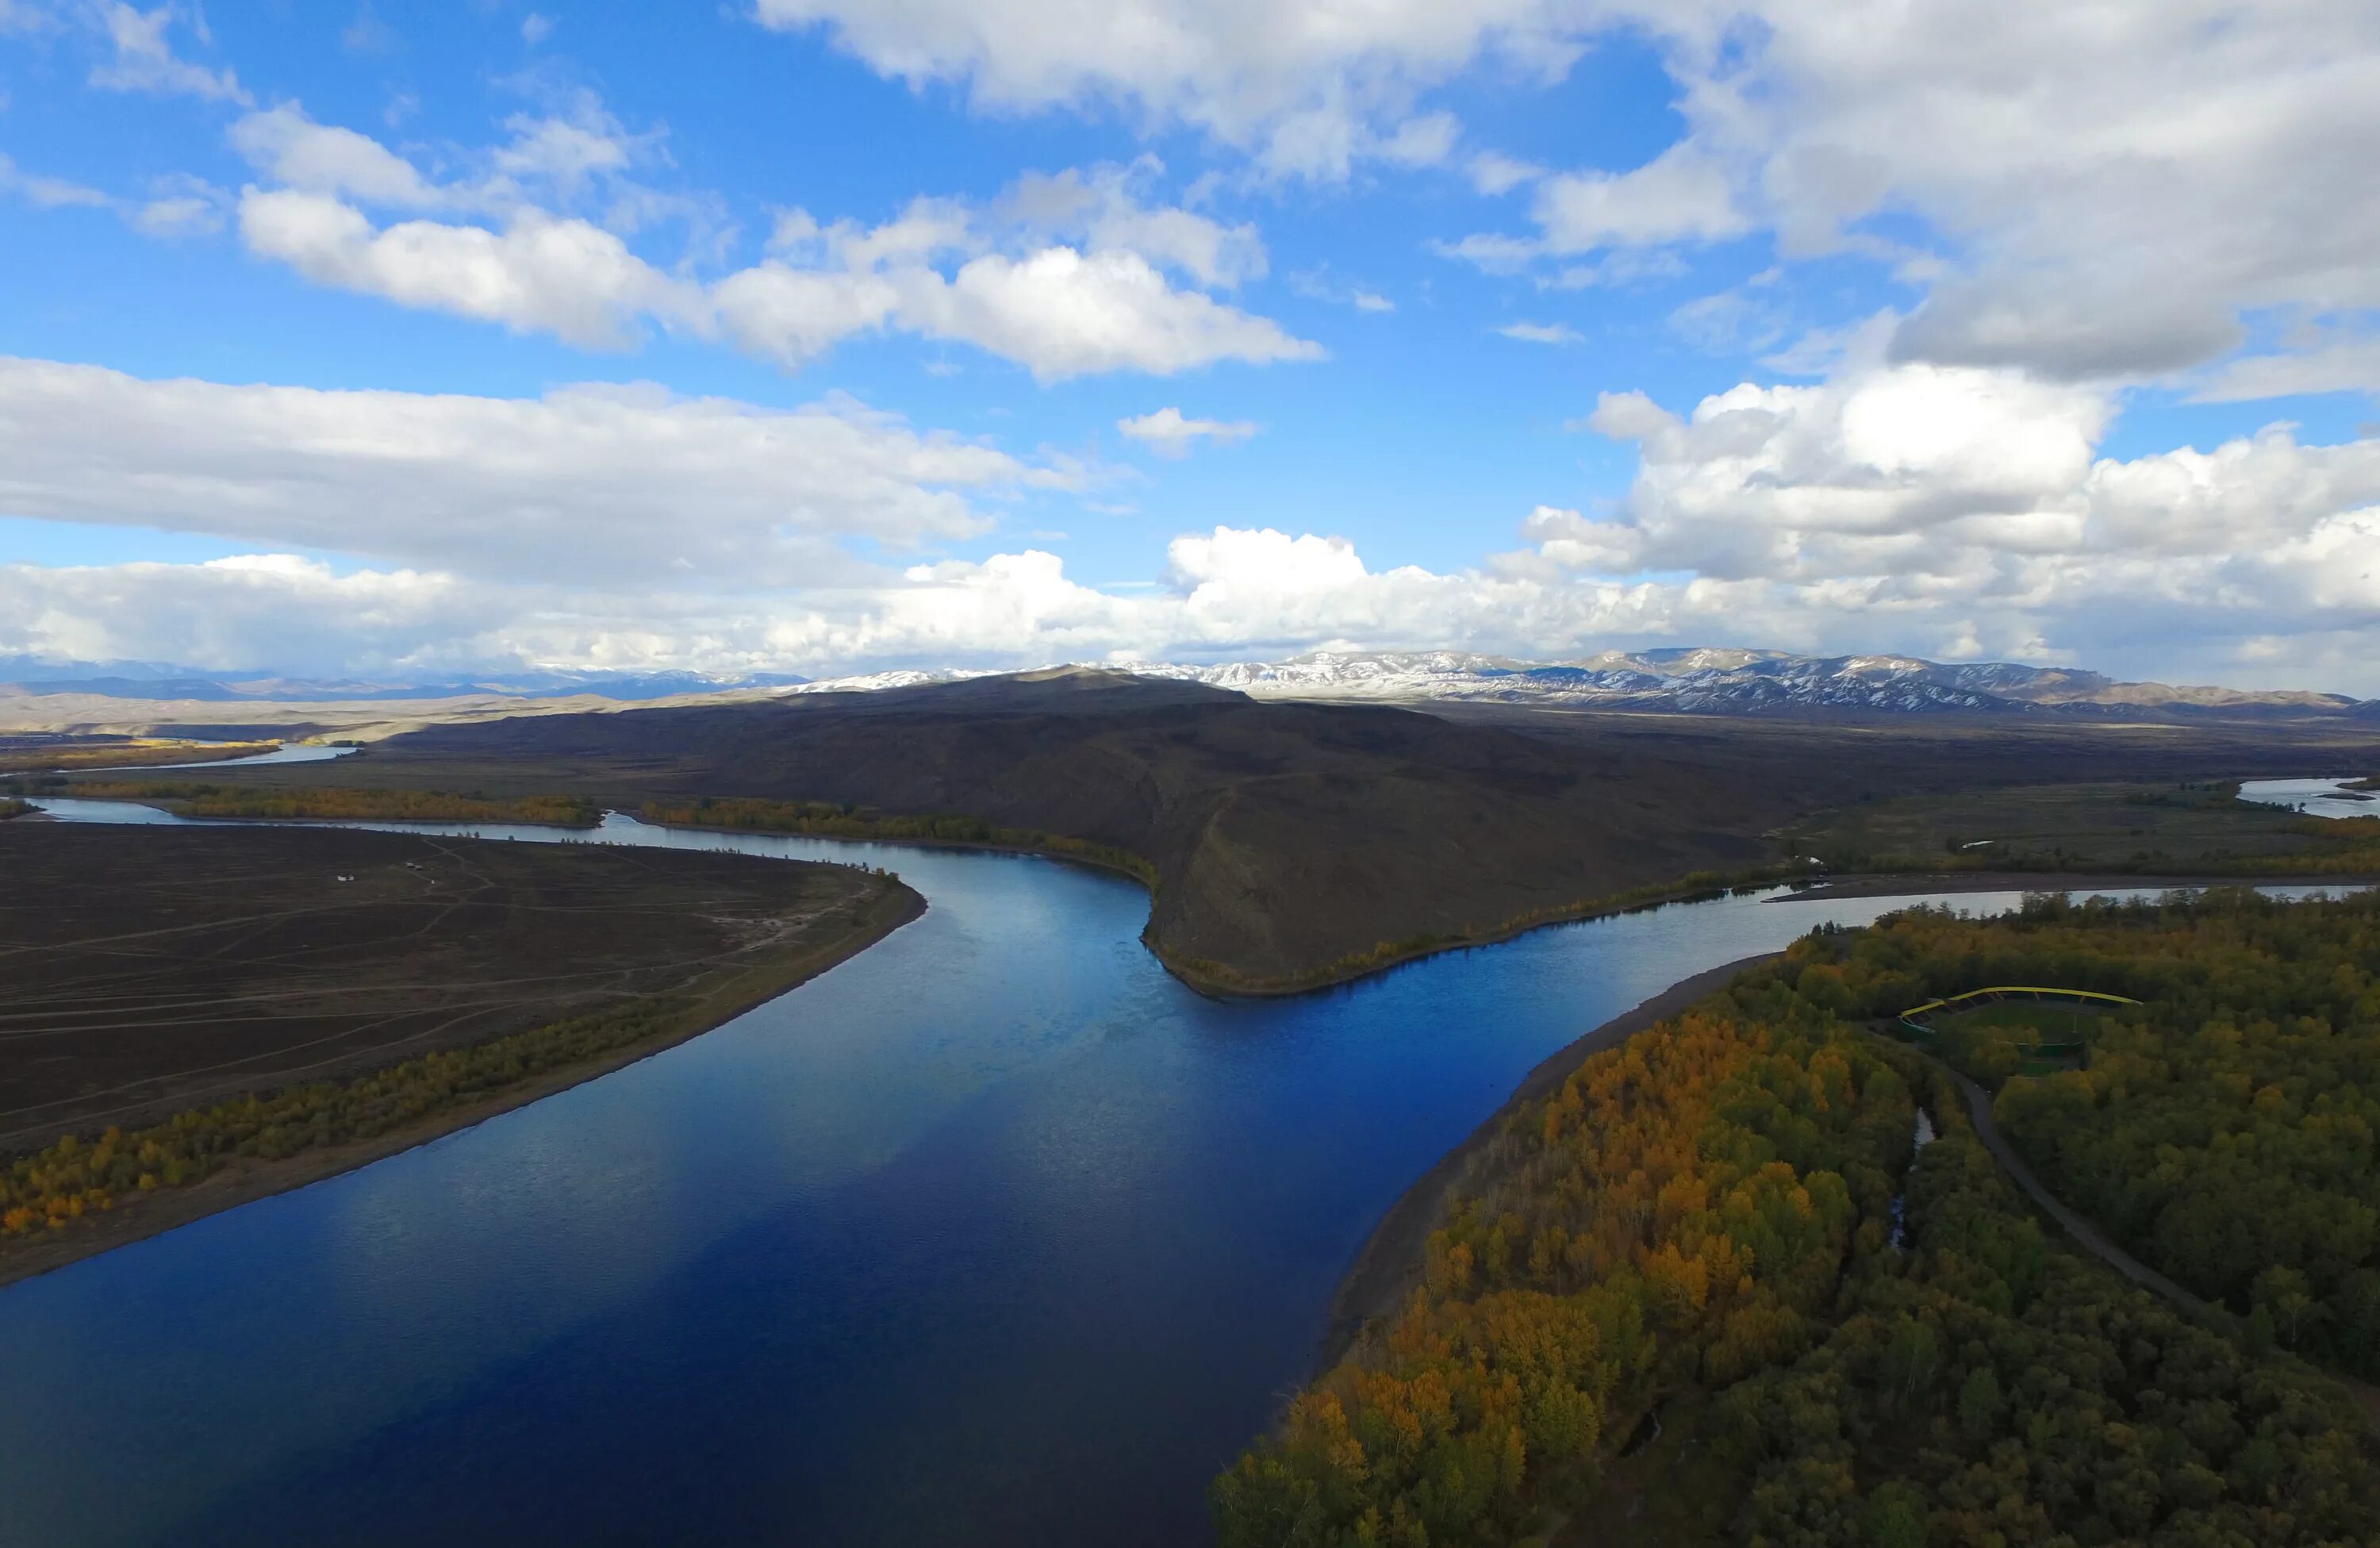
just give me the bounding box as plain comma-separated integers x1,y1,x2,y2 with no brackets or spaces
1,806,2345,1545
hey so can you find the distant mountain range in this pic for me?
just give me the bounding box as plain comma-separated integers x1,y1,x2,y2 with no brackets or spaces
3,649,2374,719
1131,649,2380,718
0,657,809,704
777,649,2375,719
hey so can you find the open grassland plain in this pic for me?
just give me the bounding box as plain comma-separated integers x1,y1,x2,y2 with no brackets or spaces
1781,778,2380,874
0,684,789,745
97,671,2380,996
1439,703,2380,805
1227,890,2380,1547
1921,998,2108,1076
0,822,920,1282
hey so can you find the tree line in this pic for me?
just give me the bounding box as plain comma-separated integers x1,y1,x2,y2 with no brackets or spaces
637,796,1160,886
3,1000,693,1239
62,783,602,826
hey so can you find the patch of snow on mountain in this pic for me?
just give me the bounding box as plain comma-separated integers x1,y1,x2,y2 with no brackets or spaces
778,670,987,695
753,650,2367,719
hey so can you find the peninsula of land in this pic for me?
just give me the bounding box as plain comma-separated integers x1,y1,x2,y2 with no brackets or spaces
0,821,921,1285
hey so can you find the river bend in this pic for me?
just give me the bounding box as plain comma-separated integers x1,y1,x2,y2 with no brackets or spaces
0,804,2352,1546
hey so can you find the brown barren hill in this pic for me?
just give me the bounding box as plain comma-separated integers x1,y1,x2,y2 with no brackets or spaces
168,667,2380,993
225,670,1779,992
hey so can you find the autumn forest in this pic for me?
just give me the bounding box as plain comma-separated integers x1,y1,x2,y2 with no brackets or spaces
1217,889,2380,1546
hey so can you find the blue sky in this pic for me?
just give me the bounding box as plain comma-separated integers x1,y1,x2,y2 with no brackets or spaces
4,1,2378,690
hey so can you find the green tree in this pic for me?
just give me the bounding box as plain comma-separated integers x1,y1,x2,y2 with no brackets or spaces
1885,1319,1939,1407
1956,1365,2002,1441
2252,1265,2319,1350
1864,1482,1928,1548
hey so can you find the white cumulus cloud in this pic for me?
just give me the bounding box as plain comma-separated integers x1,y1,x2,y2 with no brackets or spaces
0,556,485,678
238,189,708,349
1117,407,1258,456
223,109,1319,379
1529,144,1746,253
0,357,1076,586
11,469,2380,689
1534,350,2380,682
230,102,451,209
1430,1,2380,394
901,247,1319,380
748,0,1561,179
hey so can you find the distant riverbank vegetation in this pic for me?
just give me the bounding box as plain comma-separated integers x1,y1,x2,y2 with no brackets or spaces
1,1001,688,1239
58,782,601,827
1219,892,2379,1546
0,797,31,820
1167,866,1810,997
1783,779,2380,878
637,796,1160,886
0,738,277,774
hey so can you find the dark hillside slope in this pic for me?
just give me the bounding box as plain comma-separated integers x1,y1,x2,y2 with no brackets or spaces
330,670,1775,991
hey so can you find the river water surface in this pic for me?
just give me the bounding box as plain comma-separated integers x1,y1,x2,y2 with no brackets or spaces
0,806,2351,1545
2237,774,2378,820
70,741,361,772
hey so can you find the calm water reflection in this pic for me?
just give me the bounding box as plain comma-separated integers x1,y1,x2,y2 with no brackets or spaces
2237,774,2379,820
2,808,2349,1545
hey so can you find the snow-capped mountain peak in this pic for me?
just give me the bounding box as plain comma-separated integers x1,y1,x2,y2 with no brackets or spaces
1079,650,2364,718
